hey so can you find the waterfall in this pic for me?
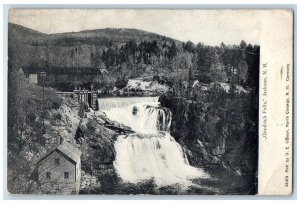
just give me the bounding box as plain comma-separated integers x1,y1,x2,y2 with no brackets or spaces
113,133,207,186
99,96,208,187
98,96,158,110
102,101,171,134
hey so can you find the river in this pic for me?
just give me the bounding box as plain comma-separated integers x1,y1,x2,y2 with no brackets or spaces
97,96,209,188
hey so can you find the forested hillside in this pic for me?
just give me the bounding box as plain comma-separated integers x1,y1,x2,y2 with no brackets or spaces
9,23,259,94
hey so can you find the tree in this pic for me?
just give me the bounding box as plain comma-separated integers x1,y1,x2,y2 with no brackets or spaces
115,75,128,89
183,41,195,53
238,61,248,84
168,41,177,59
8,67,46,193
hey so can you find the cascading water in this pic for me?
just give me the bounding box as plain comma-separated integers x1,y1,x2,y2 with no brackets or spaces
98,96,158,110
98,96,208,187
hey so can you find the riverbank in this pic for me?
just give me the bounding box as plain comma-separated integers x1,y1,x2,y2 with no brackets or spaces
159,83,258,194
98,78,170,97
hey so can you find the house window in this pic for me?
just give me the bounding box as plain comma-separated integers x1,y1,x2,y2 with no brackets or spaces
55,158,60,166
64,172,69,179
46,172,51,179
29,74,38,84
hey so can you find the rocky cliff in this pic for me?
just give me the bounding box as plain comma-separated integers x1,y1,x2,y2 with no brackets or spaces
159,83,258,177
75,110,134,194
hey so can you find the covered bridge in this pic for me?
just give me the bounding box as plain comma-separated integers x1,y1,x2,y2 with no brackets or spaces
21,66,104,84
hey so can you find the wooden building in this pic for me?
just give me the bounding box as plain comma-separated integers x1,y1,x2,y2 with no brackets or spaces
37,140,82,194
21,66,103,84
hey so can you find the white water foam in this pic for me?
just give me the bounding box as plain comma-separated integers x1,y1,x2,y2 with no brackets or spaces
113,133,208,186
99,96,209,187
98,96,158,111
102,101,171,134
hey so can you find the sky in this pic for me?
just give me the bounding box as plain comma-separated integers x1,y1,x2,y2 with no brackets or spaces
9,9,260,46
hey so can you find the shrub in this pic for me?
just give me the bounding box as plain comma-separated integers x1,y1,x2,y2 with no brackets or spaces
52,101,62,110
115,76,128,89
53,113,62,120
78,103,85,118
86,121,96,132
26,112,36,124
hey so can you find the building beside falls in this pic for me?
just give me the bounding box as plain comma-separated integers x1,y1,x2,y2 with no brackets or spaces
20,66,103,85
36,140,82,194
20,66,104,110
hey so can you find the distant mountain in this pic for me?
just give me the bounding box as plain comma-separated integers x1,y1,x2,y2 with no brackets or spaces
8,23,181,69
51,28,179,44
8,23,180,47
8,23,47,44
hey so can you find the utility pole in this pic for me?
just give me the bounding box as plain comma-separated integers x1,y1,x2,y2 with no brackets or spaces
40,72,47,133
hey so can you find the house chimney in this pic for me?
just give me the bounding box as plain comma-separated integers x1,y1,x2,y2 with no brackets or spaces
60,136,64,145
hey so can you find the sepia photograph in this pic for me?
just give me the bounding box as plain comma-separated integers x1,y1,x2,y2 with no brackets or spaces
6,8,290,196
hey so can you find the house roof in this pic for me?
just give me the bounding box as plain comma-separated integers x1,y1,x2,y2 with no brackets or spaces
21,66,102,75
37,141,81,164
57,141,81,163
